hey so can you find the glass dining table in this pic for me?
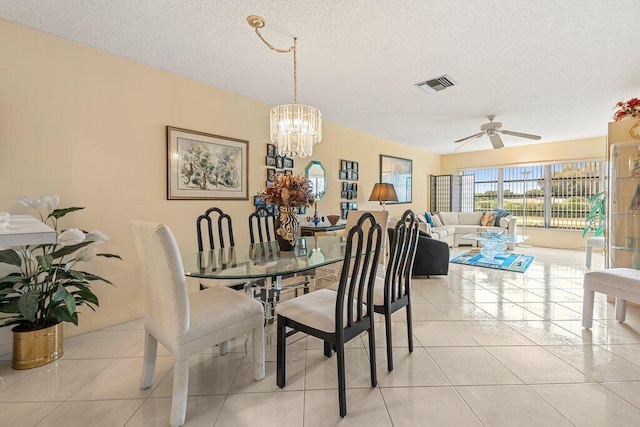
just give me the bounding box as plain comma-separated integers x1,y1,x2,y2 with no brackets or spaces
182,236,349,319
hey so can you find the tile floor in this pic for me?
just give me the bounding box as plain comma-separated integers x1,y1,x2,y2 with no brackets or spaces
3,247,640,426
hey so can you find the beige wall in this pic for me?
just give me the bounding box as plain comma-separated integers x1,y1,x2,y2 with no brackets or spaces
441,137,607,248
0,20,439,352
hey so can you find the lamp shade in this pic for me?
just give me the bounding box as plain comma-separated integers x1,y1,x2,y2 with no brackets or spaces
369,183,398,202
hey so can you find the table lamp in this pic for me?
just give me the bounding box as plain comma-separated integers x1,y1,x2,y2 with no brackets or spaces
368,183,398,210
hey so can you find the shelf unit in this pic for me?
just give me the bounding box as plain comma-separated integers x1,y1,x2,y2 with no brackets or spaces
608,140,640,269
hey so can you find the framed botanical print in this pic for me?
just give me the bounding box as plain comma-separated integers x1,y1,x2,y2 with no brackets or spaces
167,127,248,200
380,154,412,204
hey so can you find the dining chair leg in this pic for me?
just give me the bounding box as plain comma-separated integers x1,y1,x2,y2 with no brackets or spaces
324,341,332,357
218,340,229,355
406,303,414,353
336,340,347,417
384,312,394,372
170,354,190,427
368,325,377,387
276,315,286,388
140,331,158,389
253,325,266,380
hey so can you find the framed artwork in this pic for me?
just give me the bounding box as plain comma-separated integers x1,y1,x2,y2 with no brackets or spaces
342,182,348,191
353,162,359,172
352,171,358,180
266,156,276,167
276,156,284,169
254,195,265,206
267,143,276,157
267,168,276,182
341,160,347,170
266,180,274,187
167,126,248,200
339,171,347,180
284,157,294,168
341,202,348,209
380,155,412,204
285,169,293,176
350,202,358,210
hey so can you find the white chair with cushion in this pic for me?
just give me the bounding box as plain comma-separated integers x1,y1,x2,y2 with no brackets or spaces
582,268,640,328
130,220,265,427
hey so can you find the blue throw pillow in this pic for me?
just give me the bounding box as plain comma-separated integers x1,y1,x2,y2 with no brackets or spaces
424,212,434,226
492,208,511,226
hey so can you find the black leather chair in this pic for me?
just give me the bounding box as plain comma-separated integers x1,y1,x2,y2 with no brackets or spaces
389,229,449,277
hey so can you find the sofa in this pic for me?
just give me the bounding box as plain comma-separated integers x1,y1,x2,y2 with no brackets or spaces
424,211,518,248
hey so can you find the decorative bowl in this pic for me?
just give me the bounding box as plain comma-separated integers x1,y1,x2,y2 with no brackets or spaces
486,229,504,238
327,215,340,225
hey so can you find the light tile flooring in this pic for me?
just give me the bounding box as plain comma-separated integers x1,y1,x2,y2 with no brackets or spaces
3,247,640,426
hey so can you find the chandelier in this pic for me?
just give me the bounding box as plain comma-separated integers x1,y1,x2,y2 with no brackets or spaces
248,15,322,158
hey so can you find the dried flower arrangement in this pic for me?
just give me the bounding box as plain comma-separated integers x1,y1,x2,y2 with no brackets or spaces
259,173,315,208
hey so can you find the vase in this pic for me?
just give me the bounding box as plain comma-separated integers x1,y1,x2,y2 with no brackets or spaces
275,206,300,251
12,322,63,369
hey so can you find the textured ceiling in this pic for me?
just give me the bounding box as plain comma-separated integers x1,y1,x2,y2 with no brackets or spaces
1,1,639,154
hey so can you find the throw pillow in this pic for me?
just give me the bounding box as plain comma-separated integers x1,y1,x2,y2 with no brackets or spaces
431,213,443,227
499,215,512,229
424,212,434,226
480,211,496,226
492,208,512,226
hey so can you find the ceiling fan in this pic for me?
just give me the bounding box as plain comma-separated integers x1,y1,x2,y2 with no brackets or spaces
454,115,541,151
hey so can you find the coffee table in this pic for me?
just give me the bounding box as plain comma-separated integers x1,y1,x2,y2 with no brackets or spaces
460,232,529,263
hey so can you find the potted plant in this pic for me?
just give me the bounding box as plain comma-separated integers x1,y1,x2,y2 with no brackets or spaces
582,191,606,237
0,195,121,369
258,174,314,251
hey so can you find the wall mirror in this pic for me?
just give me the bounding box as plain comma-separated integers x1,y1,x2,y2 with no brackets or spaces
305,161,326,200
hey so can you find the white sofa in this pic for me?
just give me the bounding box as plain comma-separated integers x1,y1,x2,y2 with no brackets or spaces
425,211,518,248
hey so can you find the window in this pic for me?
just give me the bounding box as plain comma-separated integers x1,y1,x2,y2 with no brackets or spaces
463,161,603,230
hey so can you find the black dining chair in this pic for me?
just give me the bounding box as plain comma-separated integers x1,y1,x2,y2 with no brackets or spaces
196,207,235,251
194,208,245,292
275,212,383,417
373,209,420,371
248,207,310,318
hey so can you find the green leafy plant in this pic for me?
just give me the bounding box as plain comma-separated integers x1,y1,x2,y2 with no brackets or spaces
0,195,121,330
582,191,606,237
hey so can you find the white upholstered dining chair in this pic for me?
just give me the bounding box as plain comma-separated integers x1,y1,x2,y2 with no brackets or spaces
129,220,265,427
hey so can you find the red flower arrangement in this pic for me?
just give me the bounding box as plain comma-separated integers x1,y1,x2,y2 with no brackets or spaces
259,173,315,208
613,98,640,121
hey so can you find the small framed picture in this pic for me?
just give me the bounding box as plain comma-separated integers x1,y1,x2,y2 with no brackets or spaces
346,170,352,180
276,156,284,169
267,144,276,157
266,180,273,187
353,183,358,191
341,191,347,198
347,191,352,200
342,182,348,191
341,160,347,170
341,202,348,209
346,161,352,170
284,157,294,168
341,210,348,220
267,168,276,182
339,171,347,180
254,195,264,206
353,162,358,172
353,171,358,180
350,202,358,210
285,169,293,176
266,156,276,167
353,191,358,198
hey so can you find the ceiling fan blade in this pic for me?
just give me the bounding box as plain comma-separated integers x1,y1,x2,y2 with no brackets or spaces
454,134,484,151
454,132,485,143
499,129,541,140
489,133,504,149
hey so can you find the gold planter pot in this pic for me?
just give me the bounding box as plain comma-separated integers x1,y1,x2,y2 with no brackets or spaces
12,323,64,370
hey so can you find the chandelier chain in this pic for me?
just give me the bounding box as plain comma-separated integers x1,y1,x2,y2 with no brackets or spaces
254,29,298,104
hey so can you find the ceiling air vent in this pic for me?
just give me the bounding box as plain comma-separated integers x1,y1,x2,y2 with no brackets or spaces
415,75,457,93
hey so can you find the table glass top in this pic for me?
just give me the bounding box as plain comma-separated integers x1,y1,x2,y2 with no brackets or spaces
182,236,349,279
460,232,529,244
